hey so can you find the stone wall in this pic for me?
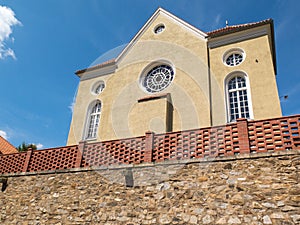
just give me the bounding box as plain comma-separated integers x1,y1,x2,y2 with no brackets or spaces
0,150,299,224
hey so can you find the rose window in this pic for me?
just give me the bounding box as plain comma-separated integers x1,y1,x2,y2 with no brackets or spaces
142,65,174,93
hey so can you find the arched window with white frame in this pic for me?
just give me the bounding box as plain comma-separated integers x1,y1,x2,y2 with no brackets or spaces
85,101,102,139
226,73,252,122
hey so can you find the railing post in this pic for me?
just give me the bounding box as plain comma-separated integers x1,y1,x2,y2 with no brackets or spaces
76,141,85,168
22,148,33,172
236,118,250,154
145,131,154,163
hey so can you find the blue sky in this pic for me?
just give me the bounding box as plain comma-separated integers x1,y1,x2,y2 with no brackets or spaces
0,0,299,149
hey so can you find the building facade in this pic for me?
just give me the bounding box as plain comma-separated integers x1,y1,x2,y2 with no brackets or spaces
67,8,281,145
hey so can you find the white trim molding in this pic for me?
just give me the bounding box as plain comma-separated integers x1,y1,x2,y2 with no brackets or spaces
80,64,117,81
116,7,208,64
223,48,246,67
208,26,269,49
139,59,175,93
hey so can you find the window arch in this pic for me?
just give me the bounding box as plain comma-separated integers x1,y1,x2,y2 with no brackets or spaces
139,60,175,93
85,101,102,139
92,81,105,95
223,48,245,67
226,73,252,122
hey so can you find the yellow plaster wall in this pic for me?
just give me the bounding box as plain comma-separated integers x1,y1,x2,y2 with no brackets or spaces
117,13,211,133
67,74,111,144
209,33,282,126
129,97,169,137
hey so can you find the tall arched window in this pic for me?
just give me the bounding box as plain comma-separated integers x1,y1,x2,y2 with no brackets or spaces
227,75,251,122
86,101,101,139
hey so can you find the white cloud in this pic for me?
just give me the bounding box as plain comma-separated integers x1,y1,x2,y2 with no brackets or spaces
2,47,16,59
210,14,222,30
68,101,75,113
29,143,44,149
0,130,8,139
214,14,221,26
69,85,78,113
0,5,21,60
35,143,44,149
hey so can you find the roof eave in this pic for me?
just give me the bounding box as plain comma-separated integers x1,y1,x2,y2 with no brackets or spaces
207,19,273,38
75,59,116,77
208,19,277,75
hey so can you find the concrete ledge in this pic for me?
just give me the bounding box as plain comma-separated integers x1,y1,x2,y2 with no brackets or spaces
1,149,299,178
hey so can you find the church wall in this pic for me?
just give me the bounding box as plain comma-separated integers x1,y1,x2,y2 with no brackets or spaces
209,29,282,126
67,72,112,145
67,12,282,146
117,13,211,136
68,14,212,145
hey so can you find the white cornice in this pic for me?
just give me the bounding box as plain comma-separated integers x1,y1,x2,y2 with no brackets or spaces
80,64,117,81
158,8,207,38
208,26,269,48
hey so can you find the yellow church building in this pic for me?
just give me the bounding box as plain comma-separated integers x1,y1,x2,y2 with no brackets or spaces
67,8,281,145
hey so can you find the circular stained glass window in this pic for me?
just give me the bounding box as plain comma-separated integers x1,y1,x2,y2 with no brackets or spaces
142,65,174,93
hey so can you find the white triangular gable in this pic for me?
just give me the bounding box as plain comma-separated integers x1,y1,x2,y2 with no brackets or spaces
115,7,208,64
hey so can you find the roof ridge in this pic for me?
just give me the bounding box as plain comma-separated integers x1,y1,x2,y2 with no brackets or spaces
207,18,273,37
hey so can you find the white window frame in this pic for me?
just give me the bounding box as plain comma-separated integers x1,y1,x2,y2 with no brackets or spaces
139,60,175,94
153,24,166,34
223,48,245,67
225,72,253,123
91,80,105,95
84,101,102,140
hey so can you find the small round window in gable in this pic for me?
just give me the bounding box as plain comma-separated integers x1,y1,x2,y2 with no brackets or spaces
154,24,165,34
92,81,105,95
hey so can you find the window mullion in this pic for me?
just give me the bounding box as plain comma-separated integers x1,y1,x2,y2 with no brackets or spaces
86,102,101,139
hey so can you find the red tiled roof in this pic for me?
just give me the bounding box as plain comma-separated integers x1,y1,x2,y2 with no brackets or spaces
0,136,18,155
207,19,273,38
75,58,116,75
